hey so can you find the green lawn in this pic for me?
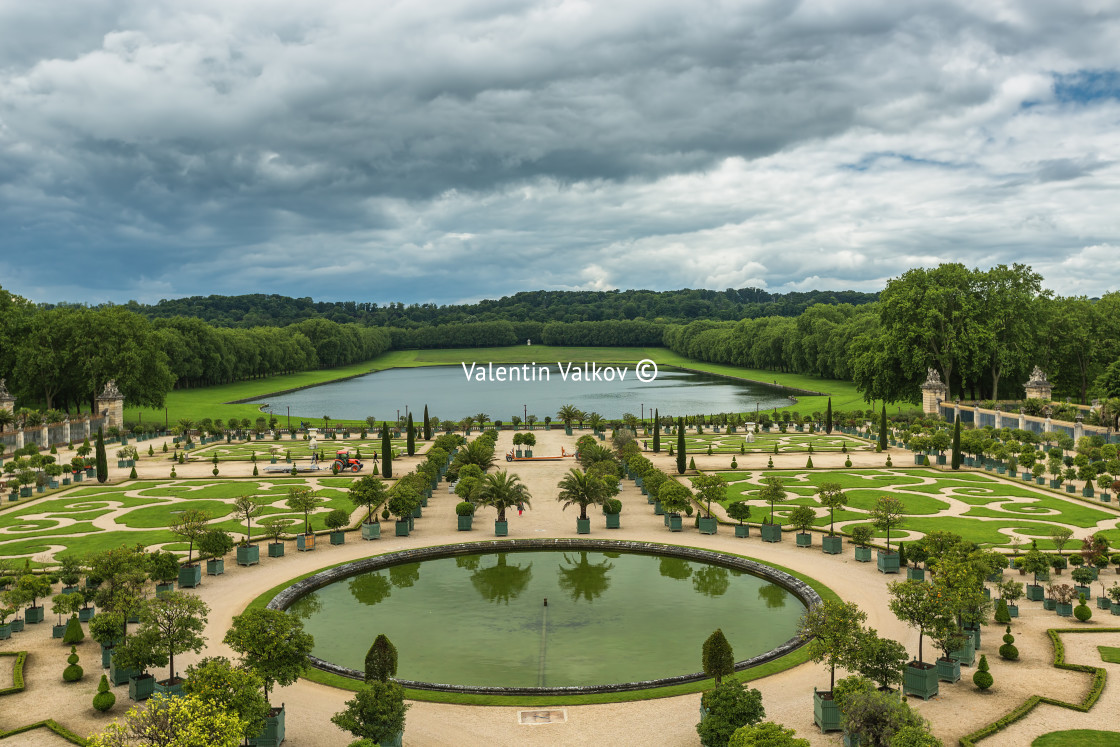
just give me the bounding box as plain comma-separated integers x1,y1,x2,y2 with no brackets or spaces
681,431,870,454
188,438,412,462
1098,646,1120,664
1033,730,1120,746
122,346,873,425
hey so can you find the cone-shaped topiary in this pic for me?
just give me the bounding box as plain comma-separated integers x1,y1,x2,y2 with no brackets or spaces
689,457,696,471
253,465,259,476
805,457,813,468
92,674,115,712
973,654,993,690
994,599,1011,625
364,634,398,683
129,466,137,479
63,646,83,682
897,542,908,568
999,626,1018,660
63,615,84,645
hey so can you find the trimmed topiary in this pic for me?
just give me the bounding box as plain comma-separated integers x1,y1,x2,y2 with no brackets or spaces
129,466,137,479
805,457,813,468
730,458,738,469
999,626,1019,661
767,456,774,468
63,646,83,682
455,501,475,516
689,457,696,471
885,455,893,467
1074,594,1093,622
994,599,1011,625
844,457,853,467
92,674,116,712
63,615,84,645
253,465,259,476
973,654,992,690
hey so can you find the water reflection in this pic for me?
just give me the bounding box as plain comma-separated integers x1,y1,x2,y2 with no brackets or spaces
288,591,323,619
757,584,788,609
389,563,420,589
659,557,692,580
470,553,533,604
557,552,614,603
456,555,481,571
691,566,730,597
349,573,392,607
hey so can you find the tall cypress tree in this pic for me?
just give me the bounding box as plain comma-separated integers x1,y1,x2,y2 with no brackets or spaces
825,398,833,434
422,405,431,441
652,409,660,453
95,427,108,484
406,413,415,456
676,417,686,475
381,425,393,479
951,414,962,470
878,405,888,452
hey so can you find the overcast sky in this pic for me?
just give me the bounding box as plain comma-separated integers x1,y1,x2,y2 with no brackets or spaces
2,0,1119,305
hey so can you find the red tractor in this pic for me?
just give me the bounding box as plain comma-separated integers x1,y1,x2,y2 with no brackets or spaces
331,450,363,474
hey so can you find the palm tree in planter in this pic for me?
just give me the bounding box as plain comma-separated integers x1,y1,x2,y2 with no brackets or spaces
233,495,264,565
815,482,848,554
789,505,817,547
478,471,532,536
198,528,234,577
261,517,294,557
887,580,949,699
557,468,607,534
325,509,350,545
286,486,325,551
870,495,905,573
557,405,580,433
170,508,210,588
690,473,727,535
224,607,314,741
758,476,788,542
658,480,693,532
349,476,388,540
798,599,867,732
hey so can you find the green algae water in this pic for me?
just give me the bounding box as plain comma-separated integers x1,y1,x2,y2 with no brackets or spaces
290,550,805,688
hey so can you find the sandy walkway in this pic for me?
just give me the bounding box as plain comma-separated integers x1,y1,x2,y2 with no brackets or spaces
2,429,1118,746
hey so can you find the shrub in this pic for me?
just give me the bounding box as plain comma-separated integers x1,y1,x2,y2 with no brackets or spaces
702,629,735,686
325,509,350,532
805,457,813,468
63,646,83,682
63,615,84,645
697,682,766,747
331,681,409,745
973,654,993,690
93,674,116,712
730,457,738,469
728,722,809,747
767,457,773,468
364,635,398,684
453,501,475,517
603,498,622,515
886,455,893,467
999,626,1018,661
1074,595,1093,622
689,457,696,471
994,599,1011,625
844,457,853,467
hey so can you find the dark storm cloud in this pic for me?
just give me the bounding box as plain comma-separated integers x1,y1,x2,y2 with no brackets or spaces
1,0,1120,304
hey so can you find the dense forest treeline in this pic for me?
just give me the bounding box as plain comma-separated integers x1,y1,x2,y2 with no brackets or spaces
2,264,1119,418
103,287,879,327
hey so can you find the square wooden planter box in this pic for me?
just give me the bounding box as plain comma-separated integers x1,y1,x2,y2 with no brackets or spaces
249,705,285,747
206,558,225,576
127,674,156,701
813,689,841,732
25,606,45,624
329,531,345,545
822,535,842,554
795,532,812,547
907,567,926,582
577,518,591,534
237,544,260,566
949,637,975,666
1111,604,1120,616
296,534,316,551
494,520,508,536
667,514,683,532
1026,585,1045,602
361,522,381,540
760,524,783,543
605,513,621,529
936,657,961,682
178,564,202,589
904,661,939,700
396,520,411,537
154,677,186,698
698,517,718,535
109,658,137,686
653,501,665,516
854,547,872,562
457,515,473,531
877,551,900,574
268,543,285,558
734,525,749,538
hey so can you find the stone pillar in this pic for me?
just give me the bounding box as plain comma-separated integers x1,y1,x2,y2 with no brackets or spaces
1019,412,1027,431
62,420,71,445
1024,367,1053,402
96,380,125,431
39,424,48,448
920,368,949,415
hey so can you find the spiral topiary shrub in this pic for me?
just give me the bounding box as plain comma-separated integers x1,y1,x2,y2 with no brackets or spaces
999,626,1019,661
62,646,83,682
1074,594,1093,622
92,674,115,712
973,654,993,690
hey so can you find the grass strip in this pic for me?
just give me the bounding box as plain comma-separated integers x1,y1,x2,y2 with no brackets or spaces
958,627,1118,746
243,540,839,705
0,719,87,745
0,652,26,696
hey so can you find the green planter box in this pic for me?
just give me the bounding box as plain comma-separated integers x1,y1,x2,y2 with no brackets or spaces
1056,603,1073,617
268,542,285,558
1074,585,1091,598
412,505,423,519
877,551,900,574
1036,477,1045,484
986,572,1003,583
237,545,260,566
249,707,286,747
813,689,841,732
0,623,9,640
605,513,620,529
494,520,508,536
653,500,665,516
25,606,44,624
1043,598,1056,610
1009,604,1019,618
154,678,186,698
52,623,67,638
206,558,225,576
156,583,173,597
1097,597,1111,610
936,657,961,683
576,518,591,534
178,564,202,589
296,534,316,551
949,637,975,667
698,517,718,535
396,520,411,537
79,606,95,622
822,535,842,554
9,618,23,632
19,487,32,498
904,661,939,700
965,625,980,648
1112,604,1120,616
734,524,749,538
361,522,381,540
760,524,783,543
457,515,473,531
329,531,345,545
854,547,872,562
795,532,812,547
109,658,137,686
1083,487,1095,498
668,514,683,532
907,567,926,582
100,644,113,668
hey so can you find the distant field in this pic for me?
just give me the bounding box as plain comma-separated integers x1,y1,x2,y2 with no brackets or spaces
124,345,871,425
